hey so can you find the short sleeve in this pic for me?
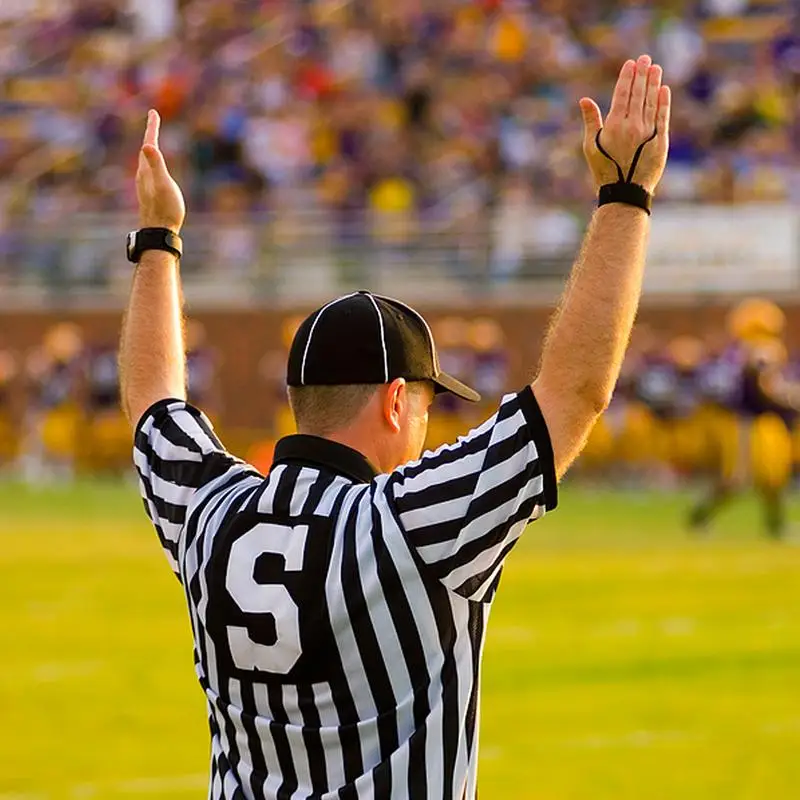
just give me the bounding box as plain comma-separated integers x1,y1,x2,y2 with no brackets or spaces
133,399,261,578
383,386,557,601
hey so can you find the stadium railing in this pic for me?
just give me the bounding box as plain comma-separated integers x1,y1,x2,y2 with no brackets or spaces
0,203,797,308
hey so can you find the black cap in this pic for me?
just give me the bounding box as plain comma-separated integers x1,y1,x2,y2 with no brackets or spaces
287,291,481,402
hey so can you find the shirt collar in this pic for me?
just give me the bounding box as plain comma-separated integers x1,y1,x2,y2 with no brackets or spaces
272,434,378,484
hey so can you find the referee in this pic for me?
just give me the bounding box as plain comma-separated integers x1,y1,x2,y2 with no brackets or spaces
121,55,670,799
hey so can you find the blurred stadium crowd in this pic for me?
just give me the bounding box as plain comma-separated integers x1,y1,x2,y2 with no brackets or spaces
0,0,797,288
2,299,800,538
1,0,800,532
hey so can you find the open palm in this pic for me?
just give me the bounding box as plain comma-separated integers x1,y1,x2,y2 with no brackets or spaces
579,55,671,195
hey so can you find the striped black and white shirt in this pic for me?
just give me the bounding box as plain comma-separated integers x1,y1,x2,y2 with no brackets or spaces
134,386,557,800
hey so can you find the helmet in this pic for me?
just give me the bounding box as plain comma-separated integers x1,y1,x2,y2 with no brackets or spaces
467,317,505,353
433,316,469,350
666,335,705,370
727,298,785,342
44,323,83,362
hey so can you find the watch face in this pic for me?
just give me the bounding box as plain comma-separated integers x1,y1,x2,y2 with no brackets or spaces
127,231,137,260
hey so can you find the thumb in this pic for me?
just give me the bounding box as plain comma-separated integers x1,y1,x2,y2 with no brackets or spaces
141,144,168,175
579,97,603,141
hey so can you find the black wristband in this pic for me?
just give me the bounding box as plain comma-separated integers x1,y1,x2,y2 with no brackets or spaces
127,228,183,263
594,127,656,215
598,182,652,215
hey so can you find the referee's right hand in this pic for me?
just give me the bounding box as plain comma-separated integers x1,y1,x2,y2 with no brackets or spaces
579,54,671,195
136,109,185,235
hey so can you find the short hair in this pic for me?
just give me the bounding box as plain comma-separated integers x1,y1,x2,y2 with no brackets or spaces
287,381,431,436
287,384,379,436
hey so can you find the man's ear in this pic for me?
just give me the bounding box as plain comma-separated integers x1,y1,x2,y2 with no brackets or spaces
382,378,407,434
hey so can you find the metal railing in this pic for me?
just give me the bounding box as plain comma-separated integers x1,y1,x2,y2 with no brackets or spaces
1,202,797,308
0,206,586,306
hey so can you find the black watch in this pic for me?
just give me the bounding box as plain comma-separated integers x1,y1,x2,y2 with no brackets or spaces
127,228,183,263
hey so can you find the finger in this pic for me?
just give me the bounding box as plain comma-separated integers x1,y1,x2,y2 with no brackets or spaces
656,85,671,135
141,143,169,177
608,59,636,119
628,54,652,119
579,97,603,141
643,64,662,132
143,109,161,149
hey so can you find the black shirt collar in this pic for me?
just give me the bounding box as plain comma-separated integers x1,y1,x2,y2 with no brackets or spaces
272,434,378,484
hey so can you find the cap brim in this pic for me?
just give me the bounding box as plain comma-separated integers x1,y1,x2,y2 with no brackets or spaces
432,371,482,403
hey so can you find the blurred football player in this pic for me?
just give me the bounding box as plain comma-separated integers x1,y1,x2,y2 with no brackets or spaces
690,299,793,538
628,334,703,483
694,329,744,482
22,322,84,481
608,324,662,476
84,342,128,474
0,342,19,465
186,320,220,420
580,325,657,475
663,335,707,474
428,316,474,448
469,317,509,409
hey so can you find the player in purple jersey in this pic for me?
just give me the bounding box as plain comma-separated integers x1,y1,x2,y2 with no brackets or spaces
690,301,795,538
469,317,510,414
581,328,657,479
608,324,663,476
85,345,120,413
695,339,744,412
428,316,474,448
84,343,128,472
629,336,705,479
186,320,220,418
0,342,18,464
22,323,84,480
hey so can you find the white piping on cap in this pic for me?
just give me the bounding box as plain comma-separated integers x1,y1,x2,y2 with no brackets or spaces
300,292,358,385
375,293,437,370
365,293,389,382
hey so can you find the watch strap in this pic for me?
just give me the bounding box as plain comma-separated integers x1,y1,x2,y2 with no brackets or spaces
127,228,183,263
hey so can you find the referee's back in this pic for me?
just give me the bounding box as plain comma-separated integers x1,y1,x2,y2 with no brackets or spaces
134,293,557,799
126,58,669,798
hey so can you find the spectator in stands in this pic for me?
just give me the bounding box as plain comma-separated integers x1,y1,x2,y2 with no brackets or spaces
0,0,796,290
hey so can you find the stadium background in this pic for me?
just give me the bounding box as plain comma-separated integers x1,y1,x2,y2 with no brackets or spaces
2,0,800,798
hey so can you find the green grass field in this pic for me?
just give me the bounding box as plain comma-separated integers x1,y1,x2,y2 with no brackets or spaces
2,481,800,799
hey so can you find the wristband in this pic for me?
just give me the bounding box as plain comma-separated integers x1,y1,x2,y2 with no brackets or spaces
598,182,652,215
594,128,656,215
127,228,183,263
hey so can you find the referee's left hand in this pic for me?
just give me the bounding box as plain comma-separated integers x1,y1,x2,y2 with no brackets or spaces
136,109,186,235
579,54,671,195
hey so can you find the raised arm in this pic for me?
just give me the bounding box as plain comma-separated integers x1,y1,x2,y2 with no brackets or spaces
533,55,671,478
119,110,187,426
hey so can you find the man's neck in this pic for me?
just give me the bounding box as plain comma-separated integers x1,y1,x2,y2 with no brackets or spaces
304,427,387,474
